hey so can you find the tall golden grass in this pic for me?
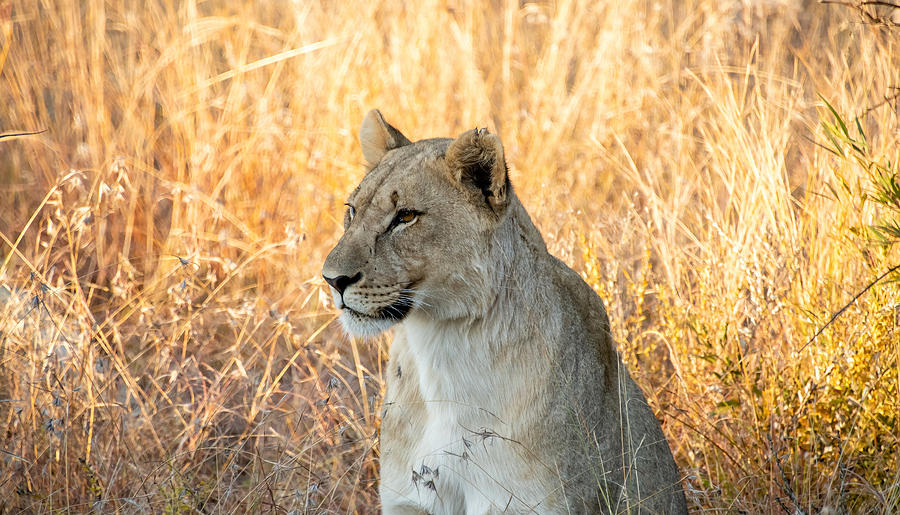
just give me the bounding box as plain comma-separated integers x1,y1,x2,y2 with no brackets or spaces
1,0,898,512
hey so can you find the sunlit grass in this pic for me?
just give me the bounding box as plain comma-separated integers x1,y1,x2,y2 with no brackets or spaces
1,0,898,512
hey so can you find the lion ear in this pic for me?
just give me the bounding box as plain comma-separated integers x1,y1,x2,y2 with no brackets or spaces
445,128,509,212
359,109,411,167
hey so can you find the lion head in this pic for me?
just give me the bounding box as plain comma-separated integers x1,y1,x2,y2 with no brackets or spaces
322,110,513,336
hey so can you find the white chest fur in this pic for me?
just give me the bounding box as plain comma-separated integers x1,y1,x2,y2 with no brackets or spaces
403,317,500,413
379,317,556,514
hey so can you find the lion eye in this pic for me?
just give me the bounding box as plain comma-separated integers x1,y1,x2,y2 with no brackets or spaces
397,209,417,223
385,209,421,232
388,209,419,231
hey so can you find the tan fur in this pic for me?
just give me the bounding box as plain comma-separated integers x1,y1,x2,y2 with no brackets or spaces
322,110,688,514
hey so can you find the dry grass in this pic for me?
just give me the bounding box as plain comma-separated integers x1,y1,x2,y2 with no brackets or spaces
0,0,898,512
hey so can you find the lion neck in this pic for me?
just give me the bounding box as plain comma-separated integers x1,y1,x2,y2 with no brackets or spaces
401,191,560,375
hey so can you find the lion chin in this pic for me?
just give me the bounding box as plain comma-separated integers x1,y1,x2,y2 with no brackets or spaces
337,309,395,337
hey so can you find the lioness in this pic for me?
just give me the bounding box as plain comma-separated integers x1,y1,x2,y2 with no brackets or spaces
323,110,687,514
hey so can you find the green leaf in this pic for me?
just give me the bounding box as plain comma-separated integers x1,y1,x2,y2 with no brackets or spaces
854,116,868,147
820,94,849,137
822,122,846,157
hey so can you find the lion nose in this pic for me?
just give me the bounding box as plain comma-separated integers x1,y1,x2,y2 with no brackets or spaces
323,272,362,295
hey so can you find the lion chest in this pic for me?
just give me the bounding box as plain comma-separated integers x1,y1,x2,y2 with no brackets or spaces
379,320,554,513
